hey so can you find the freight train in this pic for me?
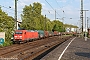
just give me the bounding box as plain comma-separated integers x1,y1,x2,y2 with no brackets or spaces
13,30,59,44
13,30,76,44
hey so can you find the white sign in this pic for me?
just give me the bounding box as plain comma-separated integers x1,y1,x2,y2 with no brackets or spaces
0,32,5,44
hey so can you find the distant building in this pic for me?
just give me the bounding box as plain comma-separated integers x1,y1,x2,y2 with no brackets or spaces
65,27,78,33
65,27,70,32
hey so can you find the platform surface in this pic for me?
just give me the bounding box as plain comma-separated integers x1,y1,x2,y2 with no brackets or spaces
41,37,90,60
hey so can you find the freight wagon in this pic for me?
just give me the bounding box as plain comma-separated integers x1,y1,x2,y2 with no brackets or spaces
53,31,59,36
44,31,49,37
36,30,45,39
48,31,54,37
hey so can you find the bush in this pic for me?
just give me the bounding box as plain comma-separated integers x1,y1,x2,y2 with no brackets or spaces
1,41,13,47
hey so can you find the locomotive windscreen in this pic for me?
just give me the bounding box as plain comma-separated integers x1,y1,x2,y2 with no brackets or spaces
15,32,22,34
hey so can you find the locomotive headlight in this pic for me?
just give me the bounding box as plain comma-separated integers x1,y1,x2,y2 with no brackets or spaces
19,36,22,38
15,36,17,37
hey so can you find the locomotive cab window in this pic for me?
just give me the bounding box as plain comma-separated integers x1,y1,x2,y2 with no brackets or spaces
15,32,22,34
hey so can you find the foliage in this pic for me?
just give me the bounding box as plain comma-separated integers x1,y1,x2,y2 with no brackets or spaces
21,2,42,30
20,2,78,32
52,20,64,32
1,41,12,47
64,24,78,28
21,2,54,31
0,7,15,46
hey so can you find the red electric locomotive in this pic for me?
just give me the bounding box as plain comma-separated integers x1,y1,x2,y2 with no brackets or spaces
13,30,39,43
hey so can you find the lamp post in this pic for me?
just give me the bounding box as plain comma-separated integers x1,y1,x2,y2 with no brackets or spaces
44,15,46,31
62,17,65,32
69,18,72,32
87,17,90,30
84,10,89,41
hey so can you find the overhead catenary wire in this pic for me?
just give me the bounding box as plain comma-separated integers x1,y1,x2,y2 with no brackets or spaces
45,0,61,17
17,0,23,5
54,0,64,11
54,0,65,16
54,0,78,19
0,4,22,20
0,5,15,17
54,0,70,10
0,5,14,11
0,5,22,14
54,0,68,19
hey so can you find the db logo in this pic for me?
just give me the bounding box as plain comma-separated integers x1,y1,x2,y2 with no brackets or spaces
0,38,4,44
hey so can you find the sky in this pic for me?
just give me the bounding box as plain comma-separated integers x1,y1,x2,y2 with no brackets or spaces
0,0,90,28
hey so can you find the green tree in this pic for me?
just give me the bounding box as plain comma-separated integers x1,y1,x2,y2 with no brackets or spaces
0,7,15,46
20,2,78,32
64,24,78,28
52,20,63,32
20,2,42,30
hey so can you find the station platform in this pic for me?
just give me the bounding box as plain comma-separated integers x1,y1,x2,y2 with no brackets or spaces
40,37,90,60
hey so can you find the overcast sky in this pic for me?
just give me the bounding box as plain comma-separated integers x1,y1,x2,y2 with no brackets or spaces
0,0,90,28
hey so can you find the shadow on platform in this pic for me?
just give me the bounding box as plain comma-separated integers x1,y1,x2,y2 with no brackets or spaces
75,52,90,58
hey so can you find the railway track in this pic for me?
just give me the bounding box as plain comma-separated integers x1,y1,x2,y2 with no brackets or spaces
0,44,18,50
0,36,73,60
